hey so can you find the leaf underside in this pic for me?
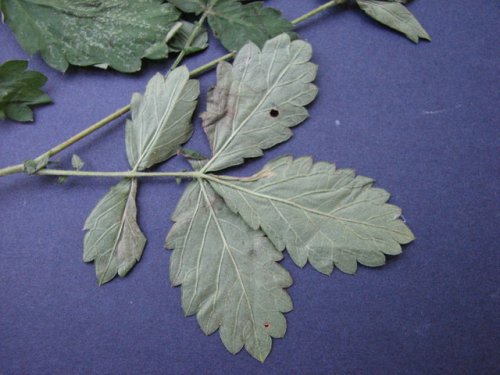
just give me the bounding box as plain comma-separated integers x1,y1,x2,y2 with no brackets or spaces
166,180,292,362
210,156,415,275
0,60,51,122
356,0,431,43
169,0,294,51
126,66,200,171
83,178,146,285
83,66,200,284
201,33,318,172
1,0,180,72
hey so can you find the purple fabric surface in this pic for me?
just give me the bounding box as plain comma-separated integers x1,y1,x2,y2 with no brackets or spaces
0,1,498,374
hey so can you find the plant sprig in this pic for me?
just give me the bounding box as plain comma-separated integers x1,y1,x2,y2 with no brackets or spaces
0,0,427,363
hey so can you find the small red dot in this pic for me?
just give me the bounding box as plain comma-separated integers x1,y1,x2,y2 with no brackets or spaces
263,323,271,329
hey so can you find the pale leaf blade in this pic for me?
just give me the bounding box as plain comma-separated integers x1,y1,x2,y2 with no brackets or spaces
207,0,294,52
126,66,200,171
356,0,431,43
1,0,180,72
165,180,292,362
83,178,146,285
210,156,415,275
201,34,318,172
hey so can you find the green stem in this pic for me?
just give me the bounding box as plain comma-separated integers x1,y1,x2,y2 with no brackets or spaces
291,0,346,26
169,11,210,73
0,0,343,178
38,169,203,179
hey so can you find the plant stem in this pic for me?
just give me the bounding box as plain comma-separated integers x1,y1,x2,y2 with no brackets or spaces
291,0,346,26
0,0,343,178
169,11,210,73
38,169,203,179
0,105,131,177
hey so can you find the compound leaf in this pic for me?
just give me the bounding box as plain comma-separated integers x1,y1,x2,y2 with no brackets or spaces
356,0,430,43
0,60,51,122
201,33,317,172
165,180,292,362
209,156,415,275
1,0,180,72
83,178,146,285
126,66,200,171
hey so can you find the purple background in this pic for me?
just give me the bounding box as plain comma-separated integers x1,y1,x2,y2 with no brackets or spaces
1,1,499,374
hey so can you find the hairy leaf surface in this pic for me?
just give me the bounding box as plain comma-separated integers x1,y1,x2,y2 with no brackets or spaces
210,156,415,275
169,0,293,51
84,179,146,285
1,0,180,72
126,66,200,171
0,60,51,122
201,34,317,172
356,0,430,43
165,180,292,362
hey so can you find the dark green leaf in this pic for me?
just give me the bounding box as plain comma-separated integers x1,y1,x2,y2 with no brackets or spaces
166,180,292,362
169,0,294,51
168,0,205,14
208,0,294,51
0,60,51,122
356,0,431,43
1,0,180,72
83,179,146,285
210,156,415,275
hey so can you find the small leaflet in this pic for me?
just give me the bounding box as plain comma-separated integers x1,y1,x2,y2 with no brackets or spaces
83,179,146,285
126,67,200,171
0,60,51,122
71,154,84,171
168,21,209,55
356,0,431,43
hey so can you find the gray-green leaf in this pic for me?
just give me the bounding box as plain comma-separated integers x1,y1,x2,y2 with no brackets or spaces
71,154,84,171
23,155,49,175
126,66,200,171
209,156,415,275
201,34,317,172
356,0,431,43
0,60,51,122
1,0,180,72
83,178,146,285
165,180,292,362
